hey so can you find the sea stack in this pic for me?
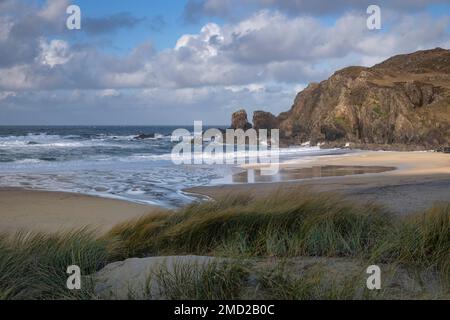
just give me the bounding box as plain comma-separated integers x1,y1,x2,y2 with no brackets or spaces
231,109,253,130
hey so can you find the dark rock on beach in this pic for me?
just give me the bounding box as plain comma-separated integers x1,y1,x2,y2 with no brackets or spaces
437,146,450,153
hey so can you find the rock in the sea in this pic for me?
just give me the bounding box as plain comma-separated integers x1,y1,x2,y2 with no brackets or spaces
231,109,252,130
134,133,155,140
252,111,278,130
93,256,218,300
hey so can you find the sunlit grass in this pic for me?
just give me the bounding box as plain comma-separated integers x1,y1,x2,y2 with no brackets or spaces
0,189,448,299
108,191,394,259
0,229,112,299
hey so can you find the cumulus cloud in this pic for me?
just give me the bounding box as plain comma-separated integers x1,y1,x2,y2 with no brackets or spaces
0,0,70,67
39,39,73,67
0,0,450,124
0,0,147,68
1,5,449,92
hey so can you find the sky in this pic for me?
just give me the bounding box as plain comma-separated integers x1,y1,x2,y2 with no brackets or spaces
0,0,449,125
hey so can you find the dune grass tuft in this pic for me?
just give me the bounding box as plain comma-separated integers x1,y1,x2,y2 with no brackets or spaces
373,204,450,283
0,189,448,299
106,189,449,293
140,259,409,300
255,262,365,300
0,229,112,299
107,190,394,259
147,261,249,300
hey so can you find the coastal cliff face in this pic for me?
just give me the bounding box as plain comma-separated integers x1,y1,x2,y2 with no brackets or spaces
240,48,450,148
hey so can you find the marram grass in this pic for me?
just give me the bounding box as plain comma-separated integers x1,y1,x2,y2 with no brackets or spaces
0,229,113,299
108,191,394,259
0,189,448,299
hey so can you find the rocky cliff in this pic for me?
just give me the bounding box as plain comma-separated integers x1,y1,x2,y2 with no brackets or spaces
238,48,450,149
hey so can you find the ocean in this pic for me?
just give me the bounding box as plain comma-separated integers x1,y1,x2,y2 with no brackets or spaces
0,126,350,207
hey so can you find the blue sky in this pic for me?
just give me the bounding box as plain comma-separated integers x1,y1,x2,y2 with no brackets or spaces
0,0,449,125
32,0,208,52
71,0,196,51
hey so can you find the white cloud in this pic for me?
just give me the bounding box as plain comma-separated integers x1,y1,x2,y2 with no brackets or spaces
97,89,120,97
0,17,13,41
176,23,224,58
2,8,449,91
39,39,72,67
1,1,450,124
0,90,16,102
37,0,70,22
0,65,36,90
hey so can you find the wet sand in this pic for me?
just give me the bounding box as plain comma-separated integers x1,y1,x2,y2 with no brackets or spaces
0,189,161,234
232,165,396,183
187,151,450,215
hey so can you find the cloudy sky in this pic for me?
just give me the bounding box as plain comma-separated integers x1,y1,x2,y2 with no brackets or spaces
0,0,449,125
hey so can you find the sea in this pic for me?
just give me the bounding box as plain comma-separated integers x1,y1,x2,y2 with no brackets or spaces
0,126,351,208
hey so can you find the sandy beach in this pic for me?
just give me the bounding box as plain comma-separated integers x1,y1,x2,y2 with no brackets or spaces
1,151,449,234
0,189,159,234
187,151,450,215
280,150,450,175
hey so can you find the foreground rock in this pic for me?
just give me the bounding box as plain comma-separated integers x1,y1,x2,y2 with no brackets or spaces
94,256,217,299
234,48,450,149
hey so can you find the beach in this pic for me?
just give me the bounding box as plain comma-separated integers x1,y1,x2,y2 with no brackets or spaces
0,189,158,234
1,149,448,301
0,150,449,235
187,151,450,215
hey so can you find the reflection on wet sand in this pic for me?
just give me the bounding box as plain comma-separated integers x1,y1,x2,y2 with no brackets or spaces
233,165,396,183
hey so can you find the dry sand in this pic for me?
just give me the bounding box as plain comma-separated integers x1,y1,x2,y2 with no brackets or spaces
0,189,159,234
187,151,450,215
280,150,450,176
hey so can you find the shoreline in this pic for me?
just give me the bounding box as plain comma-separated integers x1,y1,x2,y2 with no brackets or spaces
1,150,449,234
